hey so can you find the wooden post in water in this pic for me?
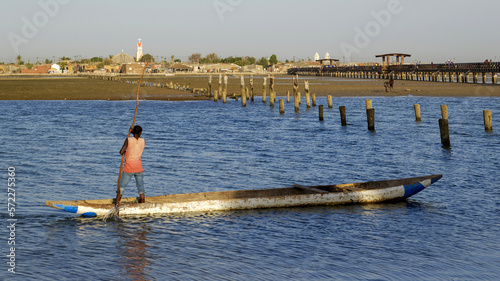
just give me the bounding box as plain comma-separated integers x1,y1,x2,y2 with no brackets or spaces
295,92,300,113
218,74,222,96
414,104,422,122
365,99,372,110
249,75,254,101
279,99,285,114
439,104,450,146
367,108,375,131
339,106,347,126
240,75,245,98
304,81,311,109
208,75,212,97
270,75,276,105
214,90,218,102
287,91,290,103
493,73,498,85
293,75,300,113
223,75,227,98
319,105,324,121
483,110,493,131
312,93,316,107
262,77,267,103
241,86,247,107
441,105,448,120
439,119,450,146
327,95,333,108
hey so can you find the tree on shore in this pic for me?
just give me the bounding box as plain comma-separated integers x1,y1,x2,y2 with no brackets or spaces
269,54,278,66
188,53,202,63
140,54,155,62
16,55,22,64
257,57,269,68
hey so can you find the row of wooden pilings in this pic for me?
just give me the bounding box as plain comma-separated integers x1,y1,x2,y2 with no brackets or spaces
309,70,499,84
85,74,202,93
207,74,494,147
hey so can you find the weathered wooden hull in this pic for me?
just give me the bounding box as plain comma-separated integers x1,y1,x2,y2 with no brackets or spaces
45,174,442,218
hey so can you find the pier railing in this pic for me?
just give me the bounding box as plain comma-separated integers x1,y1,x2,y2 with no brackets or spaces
288,62,500,84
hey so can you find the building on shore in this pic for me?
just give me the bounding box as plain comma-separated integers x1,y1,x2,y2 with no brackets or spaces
112,51,135,64
167,63,193,73
136,39,143,62
120,62,146,74
241,64,264,73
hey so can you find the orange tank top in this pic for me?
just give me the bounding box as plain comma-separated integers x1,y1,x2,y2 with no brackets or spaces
123,137,145,173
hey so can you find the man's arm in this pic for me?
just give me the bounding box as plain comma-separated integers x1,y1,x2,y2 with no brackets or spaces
120,138,128,155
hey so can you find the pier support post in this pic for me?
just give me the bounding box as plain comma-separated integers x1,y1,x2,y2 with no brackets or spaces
484,110,493,131
414,104,422,122
214,90,218,102
222,90,227,103
319,105,324,121
287,91,290,103
312,93,316,107
482,73,487,84
492,73,497,84
339,106,347,126
327,95,333,108
473,73,478,84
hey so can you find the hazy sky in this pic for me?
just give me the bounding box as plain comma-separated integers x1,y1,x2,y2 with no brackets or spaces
2,0,499,64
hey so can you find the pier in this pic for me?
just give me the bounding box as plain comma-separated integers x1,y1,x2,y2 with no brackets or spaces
288,54,500,85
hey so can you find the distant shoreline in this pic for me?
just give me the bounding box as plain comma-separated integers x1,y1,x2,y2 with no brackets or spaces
1,75,499,100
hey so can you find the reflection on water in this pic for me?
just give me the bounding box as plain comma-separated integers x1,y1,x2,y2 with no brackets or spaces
116,223,152,281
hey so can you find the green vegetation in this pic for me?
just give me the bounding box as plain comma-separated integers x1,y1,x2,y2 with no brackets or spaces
140,54,155,63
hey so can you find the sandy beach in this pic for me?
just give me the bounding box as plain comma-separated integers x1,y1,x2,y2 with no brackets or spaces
1,74,499,100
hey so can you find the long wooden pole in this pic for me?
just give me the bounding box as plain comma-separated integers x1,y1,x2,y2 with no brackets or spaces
115,60,149,208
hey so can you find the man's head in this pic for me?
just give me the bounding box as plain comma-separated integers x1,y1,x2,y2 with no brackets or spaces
131,125,142,137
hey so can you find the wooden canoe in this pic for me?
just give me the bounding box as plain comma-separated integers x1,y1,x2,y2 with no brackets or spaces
45,174,442,218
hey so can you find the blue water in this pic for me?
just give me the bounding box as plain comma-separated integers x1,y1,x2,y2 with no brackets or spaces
1,97,499,280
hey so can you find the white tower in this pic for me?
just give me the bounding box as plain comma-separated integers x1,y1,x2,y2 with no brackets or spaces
325,52,330,60
314,52,320,62
136,38,143,62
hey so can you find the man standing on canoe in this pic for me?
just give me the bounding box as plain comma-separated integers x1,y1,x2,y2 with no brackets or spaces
118,125,146,203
